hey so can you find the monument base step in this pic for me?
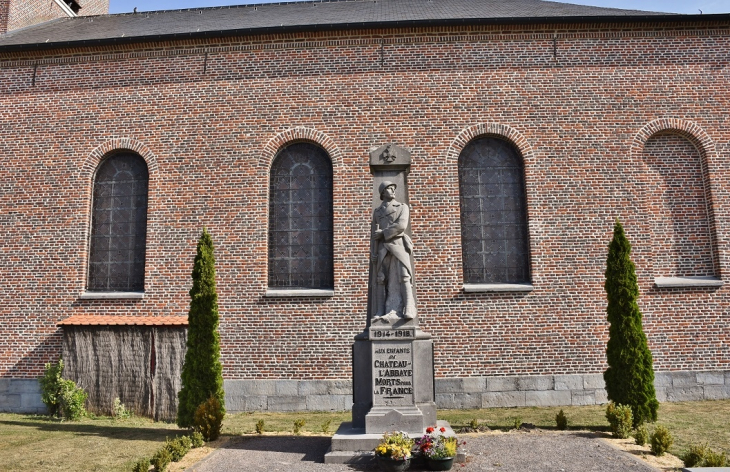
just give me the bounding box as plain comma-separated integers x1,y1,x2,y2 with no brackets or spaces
324,420,467,465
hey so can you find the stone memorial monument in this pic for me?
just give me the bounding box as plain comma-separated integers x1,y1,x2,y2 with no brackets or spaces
325,144,442,464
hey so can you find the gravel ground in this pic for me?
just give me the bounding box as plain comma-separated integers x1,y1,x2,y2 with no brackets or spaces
189,430,659,472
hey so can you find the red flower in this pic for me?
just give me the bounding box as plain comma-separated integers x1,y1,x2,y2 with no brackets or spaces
426,427,435,433
440,427,446,433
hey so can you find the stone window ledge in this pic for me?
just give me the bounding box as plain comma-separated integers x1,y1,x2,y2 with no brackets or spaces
463,283,534,293
265,288,335,298
79,292,145,300
654,276,723,288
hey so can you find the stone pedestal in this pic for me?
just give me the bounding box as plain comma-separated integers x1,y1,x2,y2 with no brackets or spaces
353,321,436,433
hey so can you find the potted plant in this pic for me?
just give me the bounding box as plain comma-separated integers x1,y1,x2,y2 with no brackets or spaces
416,426,460,471
374,431,414,472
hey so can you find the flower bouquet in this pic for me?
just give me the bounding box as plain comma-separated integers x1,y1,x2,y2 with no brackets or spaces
374,431,414,472
416,426,460,471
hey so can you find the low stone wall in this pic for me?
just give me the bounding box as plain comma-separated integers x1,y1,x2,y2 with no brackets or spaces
2,370,729,415
0,379,46,414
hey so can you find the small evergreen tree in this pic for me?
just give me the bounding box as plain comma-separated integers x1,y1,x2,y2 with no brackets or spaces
604,219,658,426
177,228,225,428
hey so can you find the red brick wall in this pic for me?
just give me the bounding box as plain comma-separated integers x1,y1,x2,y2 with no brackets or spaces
2,0,107,33
0,22,729,380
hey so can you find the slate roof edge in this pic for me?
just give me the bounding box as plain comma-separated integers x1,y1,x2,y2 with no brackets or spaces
2,13,729,53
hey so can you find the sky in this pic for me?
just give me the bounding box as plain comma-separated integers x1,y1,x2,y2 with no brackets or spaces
109,0,730,15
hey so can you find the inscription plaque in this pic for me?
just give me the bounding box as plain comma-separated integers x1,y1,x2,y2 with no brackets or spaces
372,341,413,406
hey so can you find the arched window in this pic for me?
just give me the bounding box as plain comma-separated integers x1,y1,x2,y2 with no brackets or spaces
88,153,148,292
268,142,334,289
458,137,530,284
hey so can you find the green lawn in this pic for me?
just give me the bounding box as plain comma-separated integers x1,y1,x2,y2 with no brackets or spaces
1,400,728,471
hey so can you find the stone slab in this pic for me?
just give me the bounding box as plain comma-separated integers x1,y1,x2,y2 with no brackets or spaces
436,377,486,394
224,379,276,397
435,392,481,409
8,379,41,394
554,374,583,391
666,387,704,402
571,390,595,406
306,394,347,412
671,371,698,388
525,390,572,407
583,374,605,390
703,385,730,400
697,372,725,385
653,372,673,388
267,396,306,411
486,376,518,392
518,375,554,391
275,380,299,396
482,391,526,408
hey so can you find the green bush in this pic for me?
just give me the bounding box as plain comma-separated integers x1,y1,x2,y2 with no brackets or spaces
164,436,192,462
650,425,673,456
113,397,131,419
190,431,205,448
193,395,224,441
511,417,522,430
39,359,88,420
293,418,305,435
603,220,659,427
177,228,225,429
634,424,648,446
605,403,633,439
703,449,728,467
255,419,265,435
151,446,172,472
59,379,87,421
132,458,150,472
681,443,709,467
320,419,332,434
39,360,64,417
555,409,568,430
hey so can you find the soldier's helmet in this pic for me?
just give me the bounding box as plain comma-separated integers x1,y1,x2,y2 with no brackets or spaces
379,181,397,200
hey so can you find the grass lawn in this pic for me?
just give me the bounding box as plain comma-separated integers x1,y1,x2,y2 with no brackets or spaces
1,400,728,470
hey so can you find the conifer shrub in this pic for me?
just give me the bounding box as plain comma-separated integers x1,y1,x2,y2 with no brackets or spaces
603,220,659,427
132,458,150,472
320,419,332,434
164,435,192,462
650,426,673,456
190,431,205,448
555,409,568,430
605,402,633,439
194,395,224,441
177,228,225,429
702,449,729,467
255,419,265,435
634,424,649,446
293,418,306,435
681,443,709,468
151,446,172,472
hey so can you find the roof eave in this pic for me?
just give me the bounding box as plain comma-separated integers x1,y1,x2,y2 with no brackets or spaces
2,13,729,54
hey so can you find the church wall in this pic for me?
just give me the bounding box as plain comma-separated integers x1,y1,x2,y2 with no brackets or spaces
1,22,729,410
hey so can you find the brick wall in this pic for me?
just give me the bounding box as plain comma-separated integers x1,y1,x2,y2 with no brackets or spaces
0,22,729,393
1,0,107,34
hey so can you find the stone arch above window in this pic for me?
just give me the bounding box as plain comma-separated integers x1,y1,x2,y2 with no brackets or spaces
458,136,530,285
87,152,149,293
267,141,334,291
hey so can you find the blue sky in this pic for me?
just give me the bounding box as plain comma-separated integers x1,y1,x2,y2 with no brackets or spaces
109,0,730,15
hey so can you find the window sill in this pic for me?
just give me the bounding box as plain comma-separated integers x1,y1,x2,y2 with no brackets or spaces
654,276,723,288
265,288,334,298
463,283,534,293
79,292,145,300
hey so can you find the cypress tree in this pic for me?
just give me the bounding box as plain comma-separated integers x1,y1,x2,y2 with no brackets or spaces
177,228,225,428
604,219,658,426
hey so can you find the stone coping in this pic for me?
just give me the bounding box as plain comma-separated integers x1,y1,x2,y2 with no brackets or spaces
79,291,145,299
264,288,335,297
57,315,188,326
463,283,534,293
654,276,723,288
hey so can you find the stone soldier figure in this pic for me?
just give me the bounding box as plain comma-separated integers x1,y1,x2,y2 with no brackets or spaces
371,181,416,323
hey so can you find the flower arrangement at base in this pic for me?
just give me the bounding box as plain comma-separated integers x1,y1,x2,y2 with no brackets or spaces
416,426,459,460
374,431,415,460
